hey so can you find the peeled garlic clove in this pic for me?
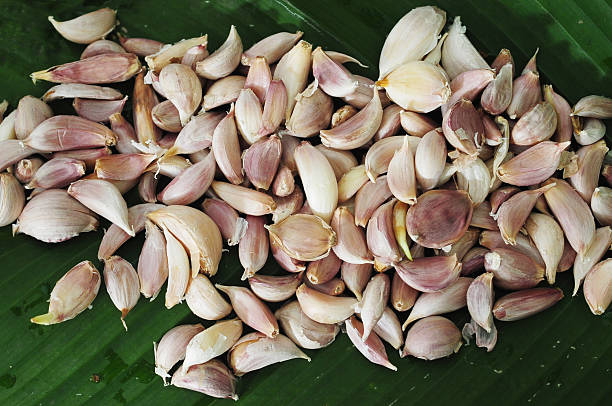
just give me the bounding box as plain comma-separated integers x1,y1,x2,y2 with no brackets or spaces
569,140,609,202
286,81,333,138
462,318,497,352
24,115,116,152
272,185,304,223
148,205,223,276
496,183,555,245
440,16,490,79
342,262,372,301
484,248,545,290
275,300,339,349
364,136,419,182
216,285,278,338
249,273,303,303
202,75,245,110
296,284,356,324
306,250,342,285
294,142,337,223
243,135,281,191
235,88,264,145
543,178,595,256
31,53,140,84
506,70,541,120
406,189,473,249
48,8,116,44
260,80,288,136
583,258,612,315
159,63,202,125
345,316,397,371
392,271,418,312
399,111,437,137
572,226,612,296
13,189,98,243
493,288,564,321
171,359,238,400
403,277,471,328
377,61,450,113
103,256,139,331
15,157,43,184
229,332,310,376
95,153,156,181
572,95,612,119
154,323,204,384
242,31,303,66
201,198,247,246
414,129,447,191
374,104,403,141
453,154,490,205
146,35,207,72
0,172,25,227
443,68,494,115
360,273,391,341
15,96,53,140
354,176,393,227
212,107,243,185
183,319,243,371
511,102,557,145
481,64,513,115
273,40,312,121
542,85,573,143
31,261,101,325
67,179,133,236
378,6,446,79
25,157,85,190
270,236,306,273
592,187,612,226
195,25,242,79
441,98,484,156
466,273,494,332
395,255,461,293
133,71,163,145
239,215,269,280
525,213,564,285
332,206,373,264
185,274,232,320
401,316,462,360
497,141,570,186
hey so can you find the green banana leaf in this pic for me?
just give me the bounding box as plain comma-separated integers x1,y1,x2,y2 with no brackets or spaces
1,0,611,404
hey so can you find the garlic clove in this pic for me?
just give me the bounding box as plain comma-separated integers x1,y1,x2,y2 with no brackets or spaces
441,98,484,156
360,273,391,341
15,95,53,140
354,176,393,227
195,25,242,80
216,285,278,338
345,316,397,371
275,300,339,349
306,250,342,284
296,284,356,324
341,262,372,301
272,185,304,224
525,213,564,285
171,359,238,400
260,80,288,136
583,258,612,315
387,135,417,204
286,82,334,138
103,256,140,330
511,102,557,145
202,75,245,110
331,206,373,264
95,153,156,181
242,31,303,66
243,135,281,190
235,88,264,145
185,274,232,320
146,36,208,72
572,226,612,296
48,8,116,44
443,68,494,116
168,111,224,155
244,56,272,103
440,16,490,79
374,104,403,141
24,115,116,152
151,100,182,132
183,319,243,371
119,36,164,57
543,85,573,143
367,199,402,270
497,141,570,186
572,95,612,119
391,271,419,312
395,254,462,293
249,272,303,302
212,106,243,185
401,316,462,360
493,288,564,321
154,323,204,384
157,149,215,205
0,172,25,227
484,247,545,290
201,198,247,246
466,273,494,332
273,40,312,121
569,140,609,202
31,53,141,84
159,63,202,125
399,111,437,137
132,71,162,146
312,47,358,97
239,215,269,280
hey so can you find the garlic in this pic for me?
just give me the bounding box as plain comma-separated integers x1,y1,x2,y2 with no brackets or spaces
48,8,116,44
423,32,448,65
271,165,295,197
583,258,612,315
183,319,243,371
481,64,513,115
171,359,238,400
108,113,139,154
378,6,446,79
403,277,471,328
482,114,502,146
235,88,264,145
392,201,412,259
406,189,473,249
272,185,304,223
103,256,139,330
489,186,519,215
15,95,53,140
287,81,335,138
0,172,25,227
95,153,156,181
376,61,450,112
558,239,577,273
242,31,303,66
201,198,247,246
484,248,545,290
496,183,555,245
375,104,403,141
414,129,447,191
31,260,101,325
306,250,342,284
185,274,232,320
275,300,339,349
440,228,480,260
31,53,141,84
569,140,609,202
462,318,497,352
249,272,303,302
461,247,488,275
343,75,390,109
441,16,490,79
148,155,191,178
443,68,494,115
469,202,497,231
525,213,564,284
543,85,573,143
479,230,544,268
591,187,612,227
574,117,606,146
133,71,162,145
216,284,278,338
0,110,17,141
340,262,371,301
157,149,216,205
270,235,306,273
15,157,43,184
312,47,358,97
146,36,208,73
441,98,484,156
73,96,127,123
261,80,288,136
391,271,418,311
229,332,310,376
137,220,168,300
453,154,490,205
244,56,271,103
273,40,312,121
366,199,402,270
572,226,612,296
331,206,372,264
371,306,404,350
195,25,242,79
497,141,570,186
151,100,182,132
81,39,125,59
543,178,596,256
154,324,204,384
401,316,462,360
364,136,419,182
24,115,116,152
506,66,541,119
159,63,202,125
181,44,209,71
386,135,417,204
43,83,123,102
493,288,564,321
360,273,391,341
148,205,223,276
395,254,461,293
345,316,397,371
202,75,245,110
511,102,557,145
466,273,494,332
119,36,164,57
211,181,274,216
13,189,98,243
168,111,224,155
238,215,269,280
163,227,190,308
26,157,84,189
572,95,612,119
296,284,356,324
243,135,281,191
315,145,358,180
210,107,242,184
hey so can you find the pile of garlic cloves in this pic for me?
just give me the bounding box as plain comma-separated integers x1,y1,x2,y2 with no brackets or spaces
2,5,612,400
